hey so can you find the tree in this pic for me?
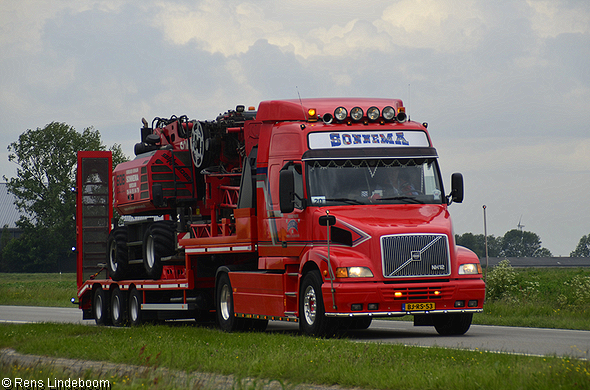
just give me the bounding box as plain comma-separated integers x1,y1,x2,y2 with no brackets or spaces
3,122,126,272
500,229,552,257
455,232,501,258
570,234,590,257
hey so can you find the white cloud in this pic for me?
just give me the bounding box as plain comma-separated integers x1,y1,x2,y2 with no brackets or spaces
374,0,486,52
527,0,590,37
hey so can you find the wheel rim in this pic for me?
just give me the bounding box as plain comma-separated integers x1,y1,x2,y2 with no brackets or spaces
191,122,205,167
145,234,155,269
109,240,118,272
303,285,317,325
112,295,120,321
130,295,139,322
95,294,103,319
220,284,231,321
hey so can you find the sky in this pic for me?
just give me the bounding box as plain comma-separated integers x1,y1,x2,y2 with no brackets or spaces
1,0,589,256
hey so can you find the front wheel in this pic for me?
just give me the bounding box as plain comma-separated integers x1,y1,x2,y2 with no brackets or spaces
299,270,334,337
433,313,473,335
216,273,245,332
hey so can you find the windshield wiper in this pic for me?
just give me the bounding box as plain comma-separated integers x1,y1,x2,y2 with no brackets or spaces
377,196,424,204
322,197,364,205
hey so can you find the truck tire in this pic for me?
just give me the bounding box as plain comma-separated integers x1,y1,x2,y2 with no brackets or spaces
299,270,335,337
143,221,176,280
128,288,143,326
107,228,128,281
216,273,245,332
110,287,128,327
433,313,473,335
93,287,111,326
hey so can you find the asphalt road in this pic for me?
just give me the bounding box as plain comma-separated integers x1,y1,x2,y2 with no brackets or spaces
1,305,589,360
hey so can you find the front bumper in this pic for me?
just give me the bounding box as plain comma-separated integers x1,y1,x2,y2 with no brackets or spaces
322,278,485,317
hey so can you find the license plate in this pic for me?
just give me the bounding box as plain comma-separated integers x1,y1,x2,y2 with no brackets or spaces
403,302,435,311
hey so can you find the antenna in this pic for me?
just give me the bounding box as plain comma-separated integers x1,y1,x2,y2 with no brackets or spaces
408,83,411,121
296,86,306,119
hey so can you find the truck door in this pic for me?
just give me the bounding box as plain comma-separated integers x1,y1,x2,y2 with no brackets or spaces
76,151,112,289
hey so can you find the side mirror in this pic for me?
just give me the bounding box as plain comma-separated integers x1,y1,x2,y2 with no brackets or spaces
279,169,295,214
450,173,464,204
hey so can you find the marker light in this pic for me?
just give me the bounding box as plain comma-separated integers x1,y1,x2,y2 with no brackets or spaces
334,107,348,121
350,107,363,121
382,106,396,121
367,107,380,121
307,108,318,121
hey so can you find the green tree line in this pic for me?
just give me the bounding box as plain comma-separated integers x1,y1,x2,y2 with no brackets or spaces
456,230,590,259
1,122,126,273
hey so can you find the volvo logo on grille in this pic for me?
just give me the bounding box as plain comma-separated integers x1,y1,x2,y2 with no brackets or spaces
411,251,421,261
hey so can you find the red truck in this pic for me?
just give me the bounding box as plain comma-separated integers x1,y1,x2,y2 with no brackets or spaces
75,98,485,336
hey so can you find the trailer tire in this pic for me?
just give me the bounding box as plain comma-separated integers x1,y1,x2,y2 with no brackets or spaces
129,288,143,326
107,228,128,281
216,273,245,332
433,313,473,336
143,221,176,280
93,287,111,326
111,287,127,327
299,270,334,337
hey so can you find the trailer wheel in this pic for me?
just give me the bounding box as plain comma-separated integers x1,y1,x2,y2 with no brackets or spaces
299,270,334,337
143,221,176,280
93,287,111,326
433,313,473,335
129,288,143,326
216,273,244,332
107,228,128,281
111,287,128,327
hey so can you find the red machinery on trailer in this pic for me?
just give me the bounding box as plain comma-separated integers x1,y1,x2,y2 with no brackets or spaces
75,98,485,336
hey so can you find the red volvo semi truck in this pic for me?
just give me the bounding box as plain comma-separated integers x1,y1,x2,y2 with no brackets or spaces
75,98,485,336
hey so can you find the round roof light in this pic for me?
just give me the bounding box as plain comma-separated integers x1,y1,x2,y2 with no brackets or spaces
383,106,396,121
367,106,380,121
350,107,363,121
334,107,348,121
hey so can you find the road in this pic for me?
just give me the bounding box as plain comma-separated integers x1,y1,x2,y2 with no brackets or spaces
1,305,589,360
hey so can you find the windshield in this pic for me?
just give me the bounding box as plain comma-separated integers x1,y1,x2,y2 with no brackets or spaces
307,158,444,206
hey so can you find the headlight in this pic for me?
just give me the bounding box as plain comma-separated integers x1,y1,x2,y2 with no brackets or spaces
334,107,348,121
382,106,396,121
350,107,363,121
458,263,482,275
335,267,374,278
367,106,380,121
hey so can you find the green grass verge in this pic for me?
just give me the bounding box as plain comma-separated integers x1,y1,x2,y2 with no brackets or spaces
0,273,77,307
1,323,589,390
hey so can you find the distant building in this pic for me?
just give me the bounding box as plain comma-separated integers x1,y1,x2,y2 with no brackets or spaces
0,183,24,245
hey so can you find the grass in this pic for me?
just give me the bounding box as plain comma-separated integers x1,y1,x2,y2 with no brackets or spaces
0,273,77,307
1,322,589,390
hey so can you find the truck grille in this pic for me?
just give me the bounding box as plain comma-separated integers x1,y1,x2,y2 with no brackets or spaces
381,234,450,278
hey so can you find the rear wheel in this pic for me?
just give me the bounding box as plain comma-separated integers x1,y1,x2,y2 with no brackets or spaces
433,313,473,335
107,228,128,281
111,287,127,327
93,287,111,326
299,270,334,337
128,288,143,326
143,221,176,279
